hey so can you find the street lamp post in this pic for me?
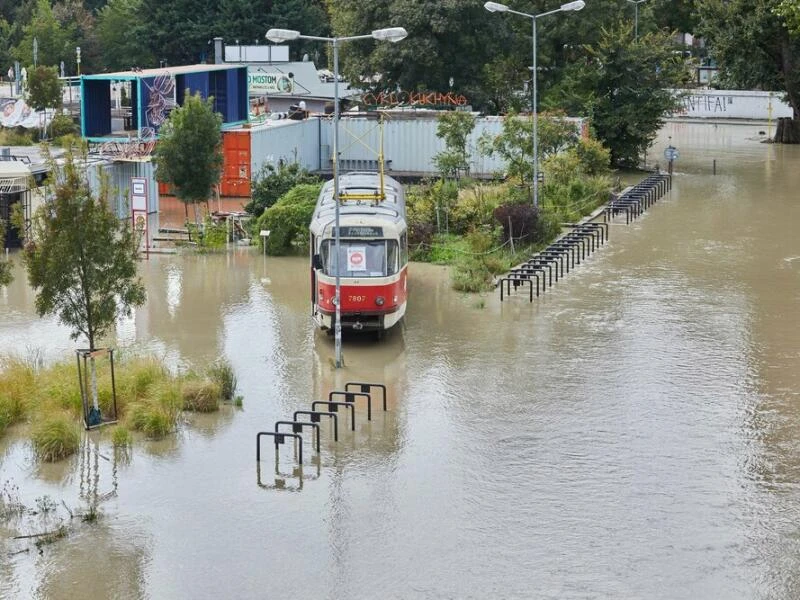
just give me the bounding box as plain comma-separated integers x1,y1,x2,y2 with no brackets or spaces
484,1,585,211
266,26,407,368
626,0,648,40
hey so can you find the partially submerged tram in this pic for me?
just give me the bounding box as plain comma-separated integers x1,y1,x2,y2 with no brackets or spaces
309,172,408,333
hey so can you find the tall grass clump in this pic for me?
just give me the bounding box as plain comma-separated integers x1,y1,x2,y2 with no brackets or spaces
111,426,132,448
31,413,80,462
0,359,35,435
182,380,222,412
208,360,236,401
126,380,182,439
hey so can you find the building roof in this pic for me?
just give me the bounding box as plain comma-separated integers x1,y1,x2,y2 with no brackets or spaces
244,61,361,101
83,64,242,80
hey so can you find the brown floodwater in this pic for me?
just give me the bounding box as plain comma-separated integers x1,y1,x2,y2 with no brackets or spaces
1,122,800,599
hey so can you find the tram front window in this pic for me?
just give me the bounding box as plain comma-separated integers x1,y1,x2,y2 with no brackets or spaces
320,239,399,277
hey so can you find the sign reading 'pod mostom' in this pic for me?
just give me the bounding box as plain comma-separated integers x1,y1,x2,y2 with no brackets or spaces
248,71,294,93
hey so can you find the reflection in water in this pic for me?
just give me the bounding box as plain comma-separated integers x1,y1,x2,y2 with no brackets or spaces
1,123,800,598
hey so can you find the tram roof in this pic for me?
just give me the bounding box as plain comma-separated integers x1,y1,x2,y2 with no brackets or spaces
312,172,406,225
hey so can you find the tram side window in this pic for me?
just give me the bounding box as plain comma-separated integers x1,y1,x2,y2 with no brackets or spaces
399,231,408,265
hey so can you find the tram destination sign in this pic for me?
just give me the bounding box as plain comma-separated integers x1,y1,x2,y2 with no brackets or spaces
333,226,384,238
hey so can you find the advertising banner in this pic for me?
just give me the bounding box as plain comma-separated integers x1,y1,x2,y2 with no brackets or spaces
0,98,52,129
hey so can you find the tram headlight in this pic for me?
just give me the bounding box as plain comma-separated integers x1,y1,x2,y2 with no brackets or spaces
331,296,338,306
375,296,385,306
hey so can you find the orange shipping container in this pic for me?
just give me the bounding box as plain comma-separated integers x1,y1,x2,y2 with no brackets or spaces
221,130,251,198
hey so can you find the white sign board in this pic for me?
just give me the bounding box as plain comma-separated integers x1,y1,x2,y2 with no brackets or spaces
347,246,367,272
248,69,294,94
130,177,148,211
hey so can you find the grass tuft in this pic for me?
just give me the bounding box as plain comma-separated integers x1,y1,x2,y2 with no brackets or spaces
31,414,80,462
111,426,132,448
208,360,237,401
182,380,221,412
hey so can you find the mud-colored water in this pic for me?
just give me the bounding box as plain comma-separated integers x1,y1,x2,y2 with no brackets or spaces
1,122,799,599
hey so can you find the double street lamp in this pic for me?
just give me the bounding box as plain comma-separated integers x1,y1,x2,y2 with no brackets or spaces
266,26,408,368
484,1,585,210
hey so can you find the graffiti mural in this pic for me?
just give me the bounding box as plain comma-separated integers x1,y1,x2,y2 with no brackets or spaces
361,90,469,109
143,74,176,130
96,127,157,159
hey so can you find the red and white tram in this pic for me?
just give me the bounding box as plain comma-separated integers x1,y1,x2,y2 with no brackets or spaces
309,172,408,333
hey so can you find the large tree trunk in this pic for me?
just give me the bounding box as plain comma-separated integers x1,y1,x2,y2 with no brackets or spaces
774,117,800,144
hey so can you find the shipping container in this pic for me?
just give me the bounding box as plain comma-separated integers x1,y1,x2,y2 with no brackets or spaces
220,130,251,197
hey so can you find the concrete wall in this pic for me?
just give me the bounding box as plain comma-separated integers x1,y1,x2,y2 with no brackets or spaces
671,89,793,120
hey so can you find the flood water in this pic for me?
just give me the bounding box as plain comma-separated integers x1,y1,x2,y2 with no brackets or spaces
2,122,800,599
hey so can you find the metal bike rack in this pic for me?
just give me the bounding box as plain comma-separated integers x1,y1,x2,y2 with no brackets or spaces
275,420,321,453
293,410,339,442
344,382,388,419
256,431,303,464
329,390,374,421
311,400,356,431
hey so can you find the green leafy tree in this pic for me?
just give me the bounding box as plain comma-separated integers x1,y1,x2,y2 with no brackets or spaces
433,111,476,179
53,0,100,74
478,111,581,187
549,22,686,167
698,0,800,121
22,143,146,413
245,162,319,218
26,66,61,111
95,0,155,71
137,0,219,65
153,92,223,223
13,0,76,68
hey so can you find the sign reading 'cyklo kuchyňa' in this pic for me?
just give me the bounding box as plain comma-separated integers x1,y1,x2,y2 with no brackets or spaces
247,71,293,93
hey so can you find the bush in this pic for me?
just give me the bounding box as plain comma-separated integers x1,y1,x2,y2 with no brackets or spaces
182,379,221,412
32,414,80,462
246,163,320,218
574,138,611,176
254,183,321,255
127,380,181,439
49,114,78,139
208,360,236,400
0,126,35,146
494,202,538,244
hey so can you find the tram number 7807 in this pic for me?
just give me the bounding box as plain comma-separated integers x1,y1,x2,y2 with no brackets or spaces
348,295,367,303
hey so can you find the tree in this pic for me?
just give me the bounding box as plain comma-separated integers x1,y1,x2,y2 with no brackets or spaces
26,66,61,111
548,22,686,167
478,111,581,187
697,0,800,128
152,91,223,222
433,111,476,179
22,143,146,414
12,0,76,68
137,0,219,65
95,0,155,71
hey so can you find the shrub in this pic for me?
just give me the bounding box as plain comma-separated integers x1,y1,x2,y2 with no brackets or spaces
494,202,538,244
182,379,221,412
255,183,321,255
0,127,35,146
574,138,611,176
208,360,236,400
246,163,320,218
49,114,78,139
32,414,80,462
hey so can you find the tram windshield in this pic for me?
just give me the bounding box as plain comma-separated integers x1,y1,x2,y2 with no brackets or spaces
320,239,399,277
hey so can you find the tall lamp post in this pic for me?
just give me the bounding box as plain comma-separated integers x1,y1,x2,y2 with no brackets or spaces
626,0,648,40
266,26,408,368
484,1,585,211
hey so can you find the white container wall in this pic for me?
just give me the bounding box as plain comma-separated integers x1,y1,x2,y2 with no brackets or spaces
248,119,321,176
86,160,159,218
671,89,793,120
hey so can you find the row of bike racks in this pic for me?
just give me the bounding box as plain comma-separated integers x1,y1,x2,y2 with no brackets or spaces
499,172,672,302
256,381,387,490
499,221,609,302
604,172,672,224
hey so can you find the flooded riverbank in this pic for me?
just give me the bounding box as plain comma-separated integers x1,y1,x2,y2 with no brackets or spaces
2,122,800,599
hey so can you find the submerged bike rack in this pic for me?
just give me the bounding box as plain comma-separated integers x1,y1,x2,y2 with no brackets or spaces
499,172,670,302
255,381,390,491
